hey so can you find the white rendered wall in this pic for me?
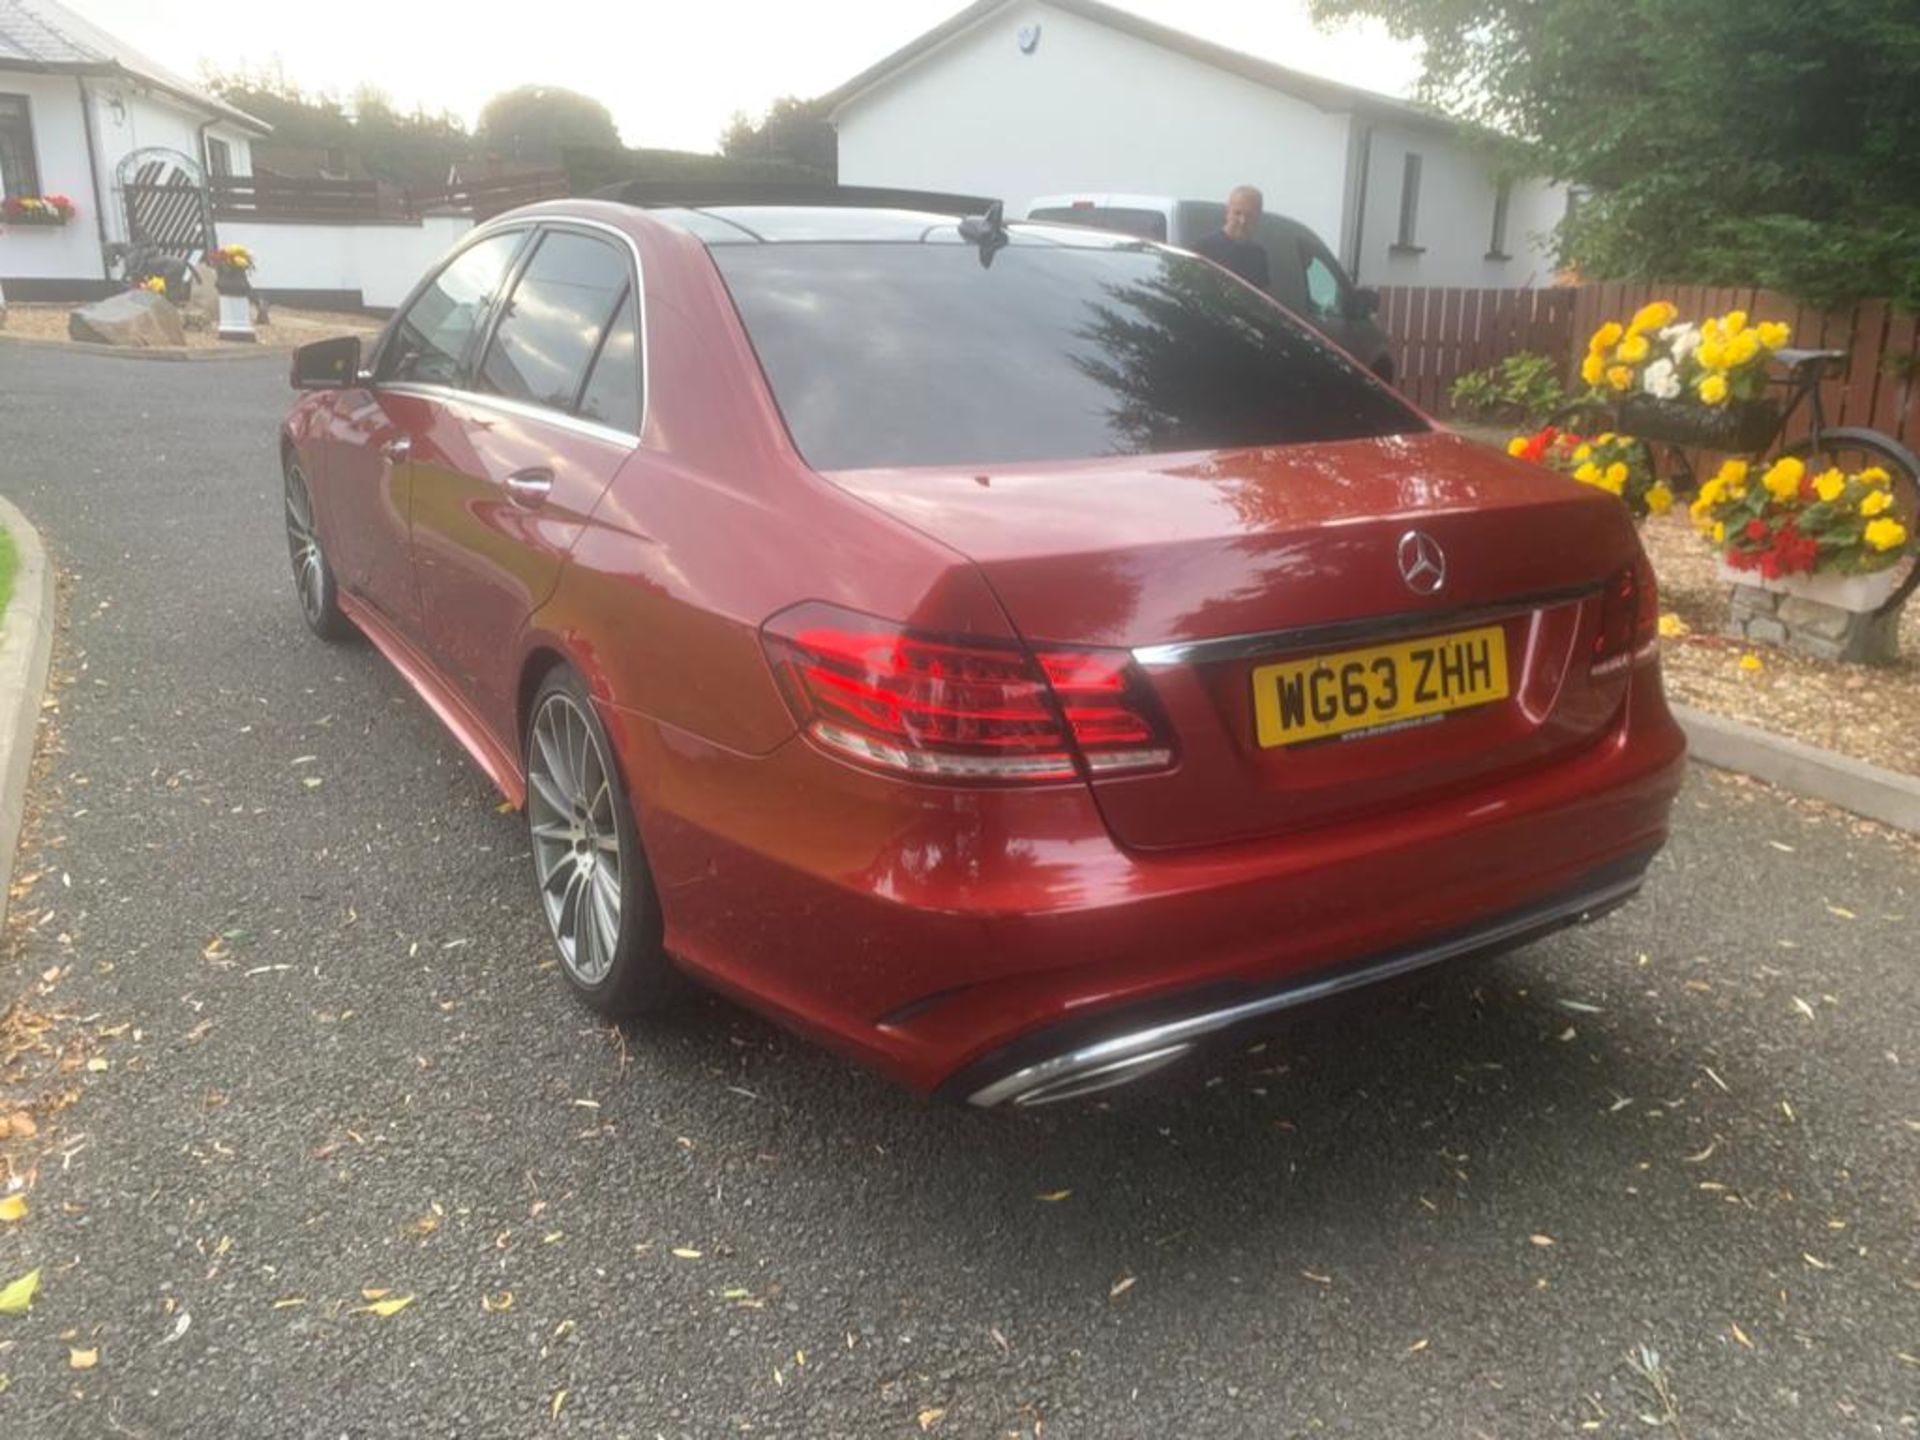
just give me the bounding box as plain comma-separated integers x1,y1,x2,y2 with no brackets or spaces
835,0,1355,247
217,214,474,309
0,72,106,280
1353,119,1564,288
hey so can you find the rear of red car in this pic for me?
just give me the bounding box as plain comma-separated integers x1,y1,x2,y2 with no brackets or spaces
654,214,1684,1104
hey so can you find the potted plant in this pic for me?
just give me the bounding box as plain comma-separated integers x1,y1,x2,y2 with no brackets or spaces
203,244,257,342
1690,455,1912,608
0,194,76,227
1504,423,1676,521
1579,302,1791,452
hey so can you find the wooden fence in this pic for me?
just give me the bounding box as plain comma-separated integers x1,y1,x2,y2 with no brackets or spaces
1379,280,1920,454
207,170,570,225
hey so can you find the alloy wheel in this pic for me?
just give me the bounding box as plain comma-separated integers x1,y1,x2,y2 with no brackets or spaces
284,464,326,626
527,692,625,987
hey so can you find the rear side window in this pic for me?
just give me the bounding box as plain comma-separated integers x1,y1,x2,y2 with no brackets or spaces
478,229,630,413
383,231,524,386
712,240,1423,471
1028,207,1169,242
576,288,642,434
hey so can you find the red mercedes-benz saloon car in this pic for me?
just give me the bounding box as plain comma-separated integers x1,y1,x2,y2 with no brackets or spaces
279,188,1685,1106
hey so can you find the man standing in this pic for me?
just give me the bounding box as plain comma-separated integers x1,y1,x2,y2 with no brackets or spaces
1192,185,1270,290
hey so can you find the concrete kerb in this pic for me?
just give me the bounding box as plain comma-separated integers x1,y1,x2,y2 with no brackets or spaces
0,495,56,915
1675,703,1920,835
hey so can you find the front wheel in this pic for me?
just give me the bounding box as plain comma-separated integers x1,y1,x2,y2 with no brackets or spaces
524,667,677,1016
1781,428,1920,615
284,459,355,641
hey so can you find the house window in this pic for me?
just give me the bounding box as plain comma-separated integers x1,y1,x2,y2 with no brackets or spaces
1393,153,1423,251
321,145,347,180
1488,180,1512,259
0,93,41,199
207,137,232,178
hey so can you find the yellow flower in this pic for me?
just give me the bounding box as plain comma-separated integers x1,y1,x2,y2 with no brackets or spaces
1616,334,1650,364
1864,517,1909,552
1574,461,1602,485
1574,444,1593,461
1861,489,1893,517
1656,612,1689,637
1762,456,1805,502
1860,466,1890,488
1604,462,1629,493
1738,652,1762,673
1580,353,1606,388
1589,321,1625,353
1716,459,1749,488
1725,330,1761,368
1696,338,1729,371
1722,309,1748,336
1607,365,1633,392
1597,432,1616,445
1629,300,1678,334
1712,521,1727,544
1756,320,1791,350
1646,482,1674,515
1697,476,1726,507
1698,373,1730,406
1507,437,1529,457
1813,469,1846,504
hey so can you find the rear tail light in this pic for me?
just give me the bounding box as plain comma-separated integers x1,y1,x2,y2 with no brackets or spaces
1590,554,1659,674
761,602,1174,783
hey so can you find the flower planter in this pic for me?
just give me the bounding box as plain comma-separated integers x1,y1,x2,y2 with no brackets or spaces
1619,394,1778,453
1717,559,1908,665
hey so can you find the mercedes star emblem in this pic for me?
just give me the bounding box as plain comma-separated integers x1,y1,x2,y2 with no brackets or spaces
1397,530,1447,595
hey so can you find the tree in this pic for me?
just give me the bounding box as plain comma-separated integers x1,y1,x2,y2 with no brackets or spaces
1307,0,1920,307
719,95,835,178
476,86,620,164
204,66,470,190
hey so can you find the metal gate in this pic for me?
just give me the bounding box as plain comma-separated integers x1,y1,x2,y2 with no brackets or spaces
116,147,213,260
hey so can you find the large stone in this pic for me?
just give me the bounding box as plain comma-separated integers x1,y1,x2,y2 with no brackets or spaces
186,263,220,324
68,290,186,348
1778,595,1855,642
1745,616,1788,645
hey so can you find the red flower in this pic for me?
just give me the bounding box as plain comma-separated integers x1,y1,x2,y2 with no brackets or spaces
1744,519,1771,542
1519,426,1558,464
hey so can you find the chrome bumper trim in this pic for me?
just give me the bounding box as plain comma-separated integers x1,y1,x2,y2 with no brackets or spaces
965,867,1646,1108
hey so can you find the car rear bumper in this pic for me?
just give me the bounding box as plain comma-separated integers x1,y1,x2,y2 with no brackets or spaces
601,669,1687,1099
942,845,1653,1106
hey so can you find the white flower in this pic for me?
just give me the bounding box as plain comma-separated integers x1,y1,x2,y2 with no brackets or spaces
1642,357,1682,400
1660,323,1702,362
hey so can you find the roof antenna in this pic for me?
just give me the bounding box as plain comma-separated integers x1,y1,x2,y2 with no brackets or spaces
958,201,1008,267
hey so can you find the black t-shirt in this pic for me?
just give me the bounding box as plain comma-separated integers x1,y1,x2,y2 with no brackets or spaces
1192,229,1270,290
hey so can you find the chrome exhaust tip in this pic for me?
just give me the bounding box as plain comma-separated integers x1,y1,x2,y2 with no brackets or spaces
969,1040,1196,1108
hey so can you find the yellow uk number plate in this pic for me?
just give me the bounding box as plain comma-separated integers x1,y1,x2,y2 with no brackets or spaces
1252,625,1509,748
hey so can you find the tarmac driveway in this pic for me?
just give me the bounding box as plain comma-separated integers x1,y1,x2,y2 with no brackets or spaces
0,344,1915,1437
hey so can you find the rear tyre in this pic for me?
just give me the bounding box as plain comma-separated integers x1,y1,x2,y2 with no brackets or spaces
1781,429,1920,614
524,667,677,1017
284,458,355,642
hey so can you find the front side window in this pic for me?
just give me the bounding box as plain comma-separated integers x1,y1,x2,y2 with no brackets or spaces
477,229,631,413
1302,247,1344,318
0,94,41,199
381,231,525,386
712,238,1422,471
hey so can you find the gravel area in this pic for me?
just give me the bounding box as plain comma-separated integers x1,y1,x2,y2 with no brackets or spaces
0,301,381,351
0,347,1915,1438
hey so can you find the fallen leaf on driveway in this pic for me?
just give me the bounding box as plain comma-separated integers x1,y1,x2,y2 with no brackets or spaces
1730,1322,1753,1349
69,1347,98,1370
1802,1254,1831,1271
1825,905,1856,920
917,1407,946,1431
670,1247,702,1260
550,1389,567,1420
1407,1338,1429,1354
1109,1275,1136,1298
1791,996,1817,1021
356,1294,414,1317
0,1268,40,1315
1529,1234,1556,1247
1036,1190,1071,1203
1683,1142,1718,1164
1301,1270,1332,1284
0,1195,26,1223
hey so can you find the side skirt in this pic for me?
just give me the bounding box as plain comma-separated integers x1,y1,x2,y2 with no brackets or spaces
337,593,527,808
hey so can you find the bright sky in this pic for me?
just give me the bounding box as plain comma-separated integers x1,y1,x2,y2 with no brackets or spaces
67,0,1423,152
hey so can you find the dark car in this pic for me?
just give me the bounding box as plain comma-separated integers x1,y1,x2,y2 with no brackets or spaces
280,195,1682,1107
1024,192,1395,379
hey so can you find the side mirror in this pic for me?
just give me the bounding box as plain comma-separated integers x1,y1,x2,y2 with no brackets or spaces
290,335,363,391
1349,286,1381,318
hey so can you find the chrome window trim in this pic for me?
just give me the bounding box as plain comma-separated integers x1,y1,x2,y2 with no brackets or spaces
378,211,651,443
1130,582,1600,668
382,381,640,451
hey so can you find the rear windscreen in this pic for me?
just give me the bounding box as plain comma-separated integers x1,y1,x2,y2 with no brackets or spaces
1027,206,1170,242
710,239,1424,472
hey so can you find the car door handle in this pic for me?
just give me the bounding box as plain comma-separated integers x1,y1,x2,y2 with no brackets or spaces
505,468,554,508
380,435,412,462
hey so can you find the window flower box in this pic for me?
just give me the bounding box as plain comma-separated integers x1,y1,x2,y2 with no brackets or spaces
1,194,76,227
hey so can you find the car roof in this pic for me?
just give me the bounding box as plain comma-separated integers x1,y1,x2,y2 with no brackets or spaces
644,205,1151,250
